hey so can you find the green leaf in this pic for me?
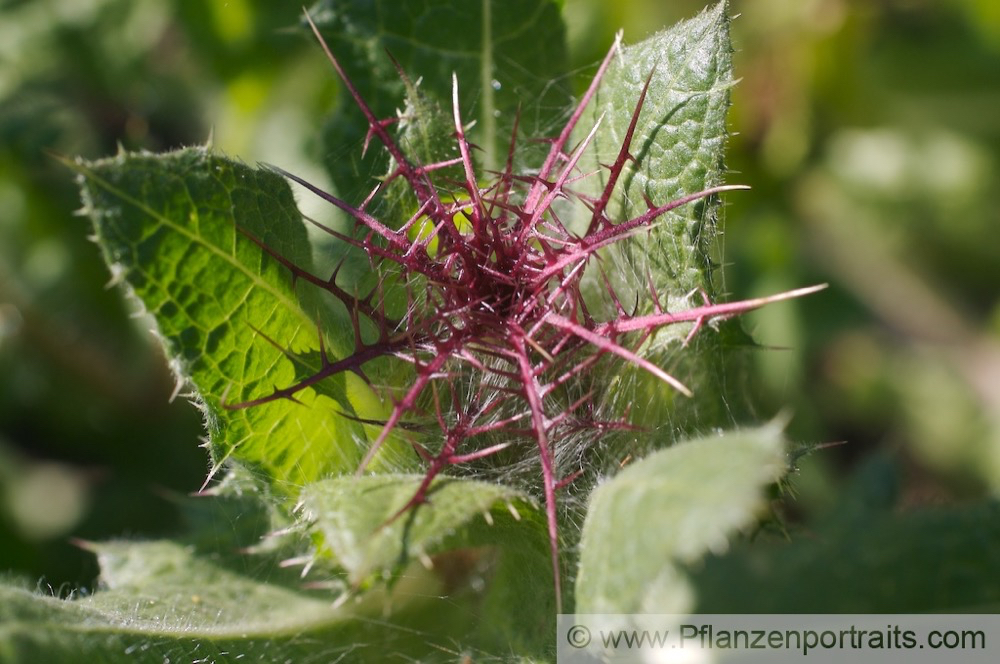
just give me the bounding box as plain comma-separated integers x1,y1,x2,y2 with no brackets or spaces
0,579,507,664
308,0,569,195
303,474,538,582
576,2,750,444
303,474,557,655
0,477,535,663
692,459,1000,613
0,472,557,662
582,0,733,298
574,423,787,615
71,146,411,490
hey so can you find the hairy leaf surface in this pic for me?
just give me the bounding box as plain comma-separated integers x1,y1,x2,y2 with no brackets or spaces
575,1,751,441
0,475,546,663
583,0,733,299
574,424,787,615
72,147,411,489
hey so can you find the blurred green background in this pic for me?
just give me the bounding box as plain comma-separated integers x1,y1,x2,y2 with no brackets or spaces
1,0,998,594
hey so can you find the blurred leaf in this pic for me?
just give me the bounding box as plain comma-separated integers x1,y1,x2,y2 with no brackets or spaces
308,0,569,197
693,477,1000,612
0,475,530,664
574,423,787,615
70,147,407,490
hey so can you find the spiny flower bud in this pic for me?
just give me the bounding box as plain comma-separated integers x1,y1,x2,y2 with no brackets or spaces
226,12,825,611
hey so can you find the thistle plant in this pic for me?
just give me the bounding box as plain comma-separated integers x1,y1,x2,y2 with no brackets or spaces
3,2,833,660
221,14,823,611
